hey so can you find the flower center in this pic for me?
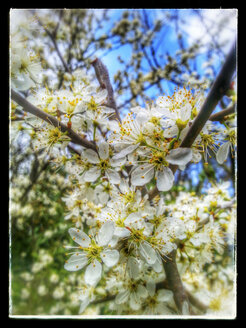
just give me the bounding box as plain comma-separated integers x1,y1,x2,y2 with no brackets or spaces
99,159,110,172
149,151,168,168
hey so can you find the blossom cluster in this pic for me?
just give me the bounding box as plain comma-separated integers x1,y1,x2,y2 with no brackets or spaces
10,14,236,317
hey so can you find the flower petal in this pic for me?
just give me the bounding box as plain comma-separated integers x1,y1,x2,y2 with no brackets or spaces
84,167,101,182
82,149,100,164
146,281,156,297
101,249,119,267
216,141,230,164
97,221,115,246
164,125,179,138
112,143,140,160
157,289,173,302
156,167,174,191
110,156,126,167
115,290,130,304
84,260,102,286
98,141,109,160
64,253,88,271
114,227,131,238
68,228,91,247
130,292,141,310
131,164,154,186
137,285,148,299
79,297,90,314
106,169,121,184
166,148,192,166
127,256,140,279
180,103,191,121
139,241,157,265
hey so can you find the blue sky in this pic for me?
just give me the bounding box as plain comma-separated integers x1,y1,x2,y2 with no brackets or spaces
90,9,236,111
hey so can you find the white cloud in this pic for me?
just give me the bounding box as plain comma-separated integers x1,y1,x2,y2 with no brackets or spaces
180,9,237,53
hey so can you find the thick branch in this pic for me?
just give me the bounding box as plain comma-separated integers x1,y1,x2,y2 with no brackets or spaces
11,89,96,151
148,41,236,201
91,58,121,122
180,40,236,148
162,250,189,313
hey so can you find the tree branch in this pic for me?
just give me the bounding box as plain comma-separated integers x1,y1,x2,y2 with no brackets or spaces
180,40,236,148
11,89,96,151
91,276,207,314
162,250,190,313
91,58,121,122
209,104,236,122
33,11,71,73
148,40,236,202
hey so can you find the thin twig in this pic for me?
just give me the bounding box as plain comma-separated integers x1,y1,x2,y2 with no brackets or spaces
209,104,236,121
91,58,121,122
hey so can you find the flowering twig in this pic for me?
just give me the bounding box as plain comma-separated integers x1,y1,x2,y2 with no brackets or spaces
147,40,237,315
11,89,97,151
91,276,207,313
33,10,71,73
149,41,236,202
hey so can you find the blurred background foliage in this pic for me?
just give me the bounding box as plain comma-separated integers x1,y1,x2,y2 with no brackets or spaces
10,8,237,315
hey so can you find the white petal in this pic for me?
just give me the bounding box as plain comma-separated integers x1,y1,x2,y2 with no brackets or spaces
136,112,149,125
130,292,141,310
182,301,190,315
124,212,142,227
68,228,91,247
79,297,90,314
164,125,179,138
156,167,174,191
84,260,102,286
97,221,115,246
82,149,100,164
114,227,131,238
127,256,140,279
112,143,140,160
192,148,202,163
180,103,191,121
115,290,130,304
95,89,108,102
152,255,163,273
106,169,121,184
157,289,173,302
64,253,88,271
166,148,192,166
110,156,126,167
84,167,101,182
137,285,148,299
139,242,157,265
101,249,119,267
131,164,154,186
146,281,156,297
216,141,230,164
98,141,109,160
